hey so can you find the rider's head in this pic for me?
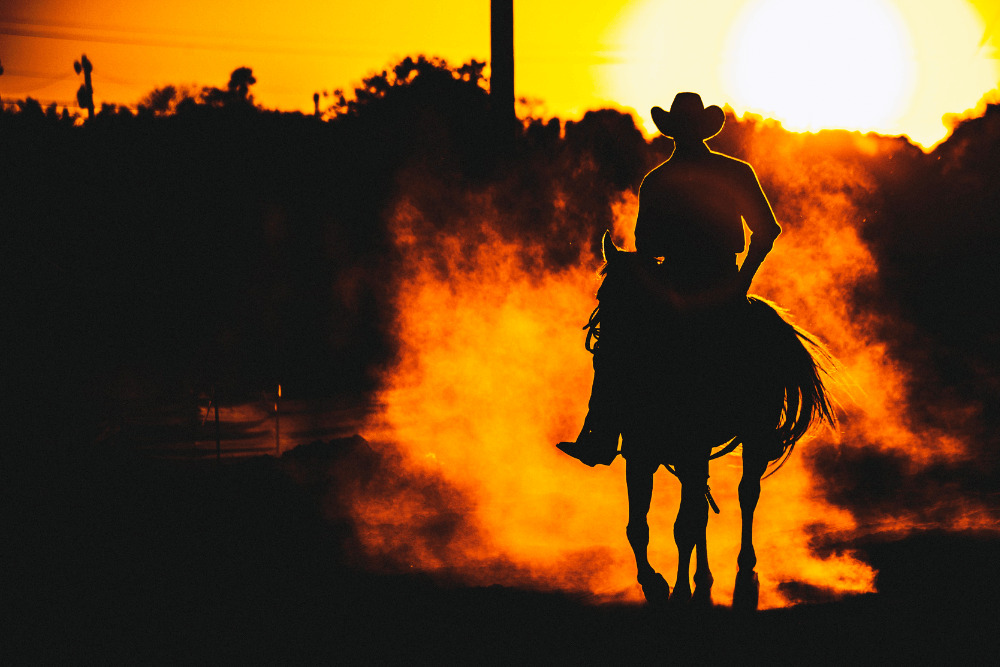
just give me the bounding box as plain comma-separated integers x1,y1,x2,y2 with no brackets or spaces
651,93,725,146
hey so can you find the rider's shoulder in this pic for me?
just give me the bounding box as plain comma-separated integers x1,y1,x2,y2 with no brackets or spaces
707,150,757,174
638,161,668,191
640,150,758,189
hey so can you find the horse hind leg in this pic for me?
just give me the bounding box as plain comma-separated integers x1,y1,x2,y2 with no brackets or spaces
734,448,769,611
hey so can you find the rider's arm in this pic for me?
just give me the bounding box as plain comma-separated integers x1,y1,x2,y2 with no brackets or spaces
738,163,780,294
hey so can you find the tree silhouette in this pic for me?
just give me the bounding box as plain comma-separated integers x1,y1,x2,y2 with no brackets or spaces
17,97,44,119
140,85,178,115
564,109,649,190
329,56,485,117
227,67,256,103
200,67,258,109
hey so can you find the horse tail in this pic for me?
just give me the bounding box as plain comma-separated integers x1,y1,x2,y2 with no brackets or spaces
746,296,838,477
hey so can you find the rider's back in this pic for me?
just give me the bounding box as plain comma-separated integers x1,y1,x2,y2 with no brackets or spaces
635,151,778,292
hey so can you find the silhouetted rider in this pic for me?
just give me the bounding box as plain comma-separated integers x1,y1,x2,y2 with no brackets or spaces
559,92,781,466
636,92,780,305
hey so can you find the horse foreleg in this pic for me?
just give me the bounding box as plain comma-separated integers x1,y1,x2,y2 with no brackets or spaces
673,460,710,603
626,457,670,604
734,452,769,611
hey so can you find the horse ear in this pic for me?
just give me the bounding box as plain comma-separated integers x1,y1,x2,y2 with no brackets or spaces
601,230,620,261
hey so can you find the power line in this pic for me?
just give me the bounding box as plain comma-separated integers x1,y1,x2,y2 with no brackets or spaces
0,69,76,94
0,19,430,60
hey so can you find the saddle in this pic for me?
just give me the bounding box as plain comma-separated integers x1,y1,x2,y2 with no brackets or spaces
558,233,836,477
558,254,753,468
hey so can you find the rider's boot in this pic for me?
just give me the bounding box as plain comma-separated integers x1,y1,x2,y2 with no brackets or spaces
557,411,619,466
557,355,620,465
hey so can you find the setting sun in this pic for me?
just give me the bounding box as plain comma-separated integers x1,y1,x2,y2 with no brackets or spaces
605,0,999,147
722,0,915,133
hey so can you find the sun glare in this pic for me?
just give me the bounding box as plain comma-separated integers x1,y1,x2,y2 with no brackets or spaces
722,0,915,133
604,0,999,148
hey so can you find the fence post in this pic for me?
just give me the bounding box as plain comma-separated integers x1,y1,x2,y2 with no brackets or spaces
275,384,281,457
215,388,221,461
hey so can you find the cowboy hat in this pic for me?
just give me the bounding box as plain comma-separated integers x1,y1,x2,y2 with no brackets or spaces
651,92,725,140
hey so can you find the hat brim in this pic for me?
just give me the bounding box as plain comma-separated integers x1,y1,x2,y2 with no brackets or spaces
651,104,725,140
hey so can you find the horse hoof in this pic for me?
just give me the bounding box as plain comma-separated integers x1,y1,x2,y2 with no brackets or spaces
692,574,714,607
669,583,692,606
638,571,671,606
733,570,759,612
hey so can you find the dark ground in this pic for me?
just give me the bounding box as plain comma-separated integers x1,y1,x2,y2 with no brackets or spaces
5,437,999,664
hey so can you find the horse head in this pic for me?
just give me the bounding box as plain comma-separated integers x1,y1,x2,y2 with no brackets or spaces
598,230,670,310
601,230,622,264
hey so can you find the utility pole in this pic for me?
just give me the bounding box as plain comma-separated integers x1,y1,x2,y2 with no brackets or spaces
491,0,516,151
74,54,95,119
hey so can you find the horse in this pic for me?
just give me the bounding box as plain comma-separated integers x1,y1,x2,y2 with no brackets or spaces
560,232,836,610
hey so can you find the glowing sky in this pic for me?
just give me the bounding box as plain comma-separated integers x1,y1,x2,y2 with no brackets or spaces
609,0,1000,146
1,0,998,147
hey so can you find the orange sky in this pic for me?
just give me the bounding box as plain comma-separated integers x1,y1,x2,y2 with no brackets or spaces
1,1,998,144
